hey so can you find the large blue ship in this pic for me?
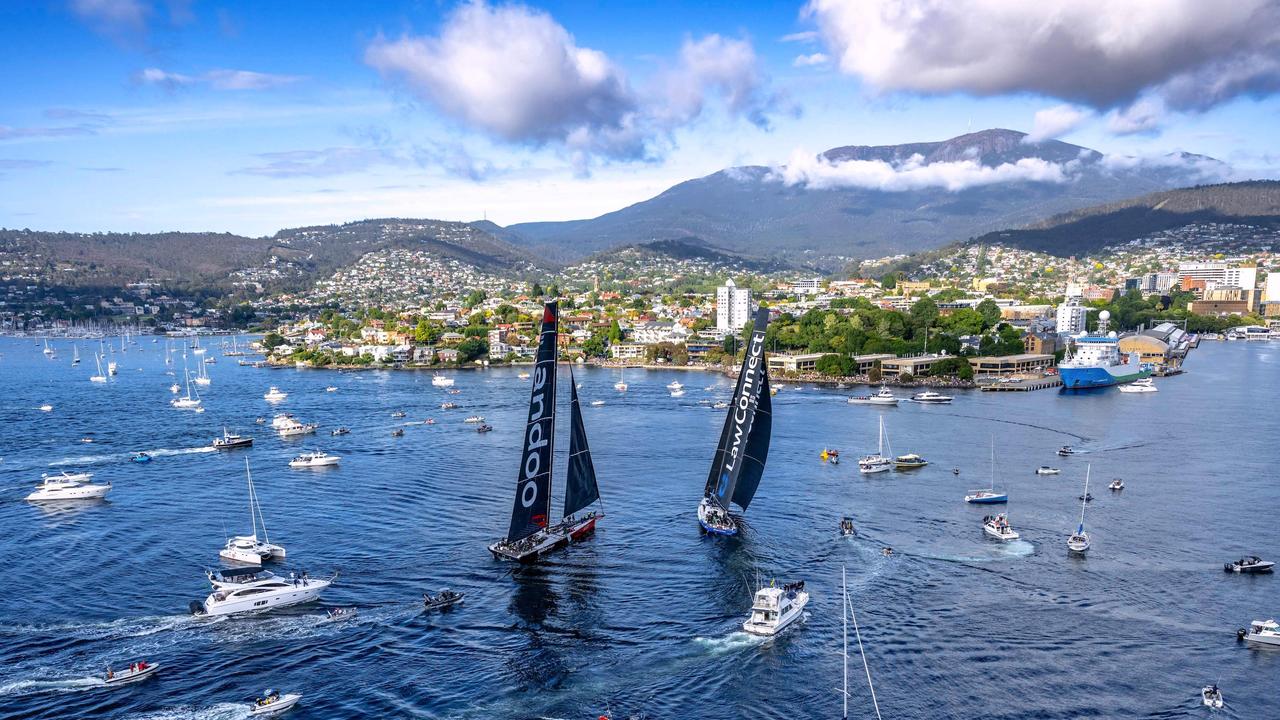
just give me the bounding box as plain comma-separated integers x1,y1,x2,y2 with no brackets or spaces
1058,310,1152,389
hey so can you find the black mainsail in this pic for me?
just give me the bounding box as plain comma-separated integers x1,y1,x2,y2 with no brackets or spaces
562,367,601,519
704,307,771,511
505,302,559,542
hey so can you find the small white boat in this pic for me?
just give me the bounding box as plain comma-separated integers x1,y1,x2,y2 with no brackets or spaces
713,401,729,409
192,568,334,616
1108,478,1124,491
742,580,809,636
27,472,111,501
1240,619,1280,646
590,400,606,407
1057,445,1075,456
858,417,893,474
614,368,627,392
103,661,160,686
909,391,952,404
440,402,458,410
983,513,1019,541
169,383,180,394
666,380,684,390
431,373,455,387
1118,377,1157,393
463,415,485,423
276,418,318,437
848,387,898,406
325,386,337,392
1036,466,1060,475
1201,684,1224,709
289,451,340,468
517,371,530,380
1225,556,1275,574
670,389,685,397
107,360,118,376
39,404,53,412
263,387,288,402
249,691,302,716
90,354,108,383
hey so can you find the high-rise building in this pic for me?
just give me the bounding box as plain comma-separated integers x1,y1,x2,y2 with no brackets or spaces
1056,297,1088,335
716,279,752,332
1221,266,1258,290
1266,272,1280,303
1178,261,1228,284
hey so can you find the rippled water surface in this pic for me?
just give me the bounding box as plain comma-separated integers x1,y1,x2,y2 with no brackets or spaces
1,337,1277,719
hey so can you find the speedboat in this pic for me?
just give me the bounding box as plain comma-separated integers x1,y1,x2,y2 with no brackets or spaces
39,404,53,412
440,402,458,410
1202,685,1224,709
517,371,530,380
463,415,485,423
1108,478,1124,491
263,387,288,402
476,423,494,433
391,428,404,437
1057,446,1075,456
1239,619,1280,646
1079,493,1094,502
249,690,302,717
132,452,152,464
667,380,684,390
742,580,809,636
670,389,685,397
894,453,928,469
1225,556,1275,574
423,589,465,611
26,473,111,501
848,387,899,406
103,661,160,686
326,607,357,621
1036,466,1060,475
390,411,406,418
289,452,340,468
213,429,253,450
1118,377,1158,393
965,490,1008,504
712,400,728,409
326,386,338,392
431,374,455,387
840,517,856,536
191,568,334,616
983,514,1019,541
697,496,737,536
591,400,606,407
331,427,350,436
909,391,952,404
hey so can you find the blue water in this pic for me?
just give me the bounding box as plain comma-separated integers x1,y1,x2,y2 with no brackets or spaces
1,337,1278,719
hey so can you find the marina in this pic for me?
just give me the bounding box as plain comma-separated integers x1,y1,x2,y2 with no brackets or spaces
0,337,1277,718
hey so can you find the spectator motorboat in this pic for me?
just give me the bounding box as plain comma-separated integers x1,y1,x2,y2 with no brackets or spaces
742,580,809,636
894,453,928,469
26,472,111,501
909,391,952,404
848,387,899,405
263,387,288,402
213,428,253,450
289,452,340,468
423,589,465,611
840,517,856,536
249,690,302,717
1057,445,1075,456
1035,466,1060,475
191,568,334,617
1224,556,1275,574
1238,619,1280,646
103,661,160,686
1108,478,1124,491
983,513,1019,541
1201,685,1223,709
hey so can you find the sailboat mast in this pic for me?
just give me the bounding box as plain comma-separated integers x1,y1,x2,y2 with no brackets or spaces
842,565,849,720
1079,464,1090,529
989,435,995,492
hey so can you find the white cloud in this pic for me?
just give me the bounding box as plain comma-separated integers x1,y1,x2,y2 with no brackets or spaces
1025,104,1093,143
805,0,1280,111
137,67,303,91
1107,97,1165,135
364,2,779,164
780,31,820,43
234,147,399,178
70,0,148,36
773,149,1072,192
793,53,830,68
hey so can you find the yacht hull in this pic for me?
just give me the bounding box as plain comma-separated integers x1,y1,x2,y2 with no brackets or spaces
198,579,330,616
742,593,809,636
26,484,111,501
697,498,738,536
489,516,599,562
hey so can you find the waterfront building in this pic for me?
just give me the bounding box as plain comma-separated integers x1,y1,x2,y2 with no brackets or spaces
968,353,1054,376
716,279,752,332
1056,298,1088,335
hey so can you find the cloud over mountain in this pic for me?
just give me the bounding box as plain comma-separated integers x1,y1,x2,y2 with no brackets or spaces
774,150,1073,192
805,0,1280,112
365,1,779,163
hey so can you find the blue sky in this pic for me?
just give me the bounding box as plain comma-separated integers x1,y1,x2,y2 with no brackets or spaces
2,0,1278,235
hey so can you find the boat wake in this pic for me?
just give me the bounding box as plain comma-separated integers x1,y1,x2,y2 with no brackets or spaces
142,446,217,458
46,446,214,466
123,702,248,720
692,630,765,654
0,612,214,642
0,675,103,697
942,412,1091,442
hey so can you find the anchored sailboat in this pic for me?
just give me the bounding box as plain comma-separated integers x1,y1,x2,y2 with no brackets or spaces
489,302,605,563
698,308,772,536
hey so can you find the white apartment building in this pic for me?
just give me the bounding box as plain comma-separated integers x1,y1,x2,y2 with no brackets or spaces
1221,267,1258,290
1266,272,1280,303
1178,261,1228,284
716,279,752,332
790,277,824,296
1056,298,1088,335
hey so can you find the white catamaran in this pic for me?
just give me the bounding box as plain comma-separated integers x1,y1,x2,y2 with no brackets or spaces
698,308,772,536
489,302,606,563
220,460,286,566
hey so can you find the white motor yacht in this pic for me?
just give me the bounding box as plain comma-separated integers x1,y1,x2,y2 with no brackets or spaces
848,387,899,406
249,691,302,716
1240,619,1280,646
909,391,953,404
263,387,288,402
289,451,340,468
219,461,286,565
983,513,1019,541
107,360,118,376
276,418,318,437
191,567,334,616
1118,377,1157,393
1036,466,1060,475
27,472,111,501
271,413,296,429
431,374,455,387
666,380,684,390
742,580,809,636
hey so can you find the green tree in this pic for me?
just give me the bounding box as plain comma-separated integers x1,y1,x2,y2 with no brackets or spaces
456,338,489,363
607,319,623,343
815,354,853,376
463,289,486,308
910,296,939,328
975,299,1002,329
868,360,883,383
262,332,285,349
582,333,607,357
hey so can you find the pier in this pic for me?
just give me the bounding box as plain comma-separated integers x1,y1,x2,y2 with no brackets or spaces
979,376,1063,392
